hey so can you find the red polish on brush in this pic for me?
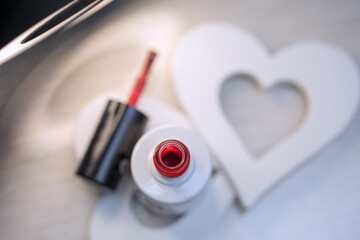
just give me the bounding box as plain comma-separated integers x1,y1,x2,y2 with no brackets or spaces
127,51,157,106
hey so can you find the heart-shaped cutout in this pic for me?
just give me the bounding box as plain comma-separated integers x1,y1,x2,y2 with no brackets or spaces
220,74,307,157
172,22,359,208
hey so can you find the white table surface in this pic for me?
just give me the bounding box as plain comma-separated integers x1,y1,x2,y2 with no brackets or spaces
0,0,359,239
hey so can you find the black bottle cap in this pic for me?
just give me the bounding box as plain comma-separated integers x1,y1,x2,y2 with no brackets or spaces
76,100,148,190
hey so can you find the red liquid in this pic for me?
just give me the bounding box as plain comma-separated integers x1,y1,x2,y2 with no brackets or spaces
153,140,190,178
161,146,182,167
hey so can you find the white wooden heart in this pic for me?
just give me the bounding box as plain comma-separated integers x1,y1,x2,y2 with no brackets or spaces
172,22,359,208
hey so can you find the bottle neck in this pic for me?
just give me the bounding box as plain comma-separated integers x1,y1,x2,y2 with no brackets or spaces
153,139,190,178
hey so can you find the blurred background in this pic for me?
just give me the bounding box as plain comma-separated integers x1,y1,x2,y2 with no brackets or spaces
0,0,359,239
0,0,72,48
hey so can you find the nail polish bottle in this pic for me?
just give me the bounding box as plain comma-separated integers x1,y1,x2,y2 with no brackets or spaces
131,125,212,217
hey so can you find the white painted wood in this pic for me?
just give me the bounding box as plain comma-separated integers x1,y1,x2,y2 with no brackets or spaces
172,22,359,208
